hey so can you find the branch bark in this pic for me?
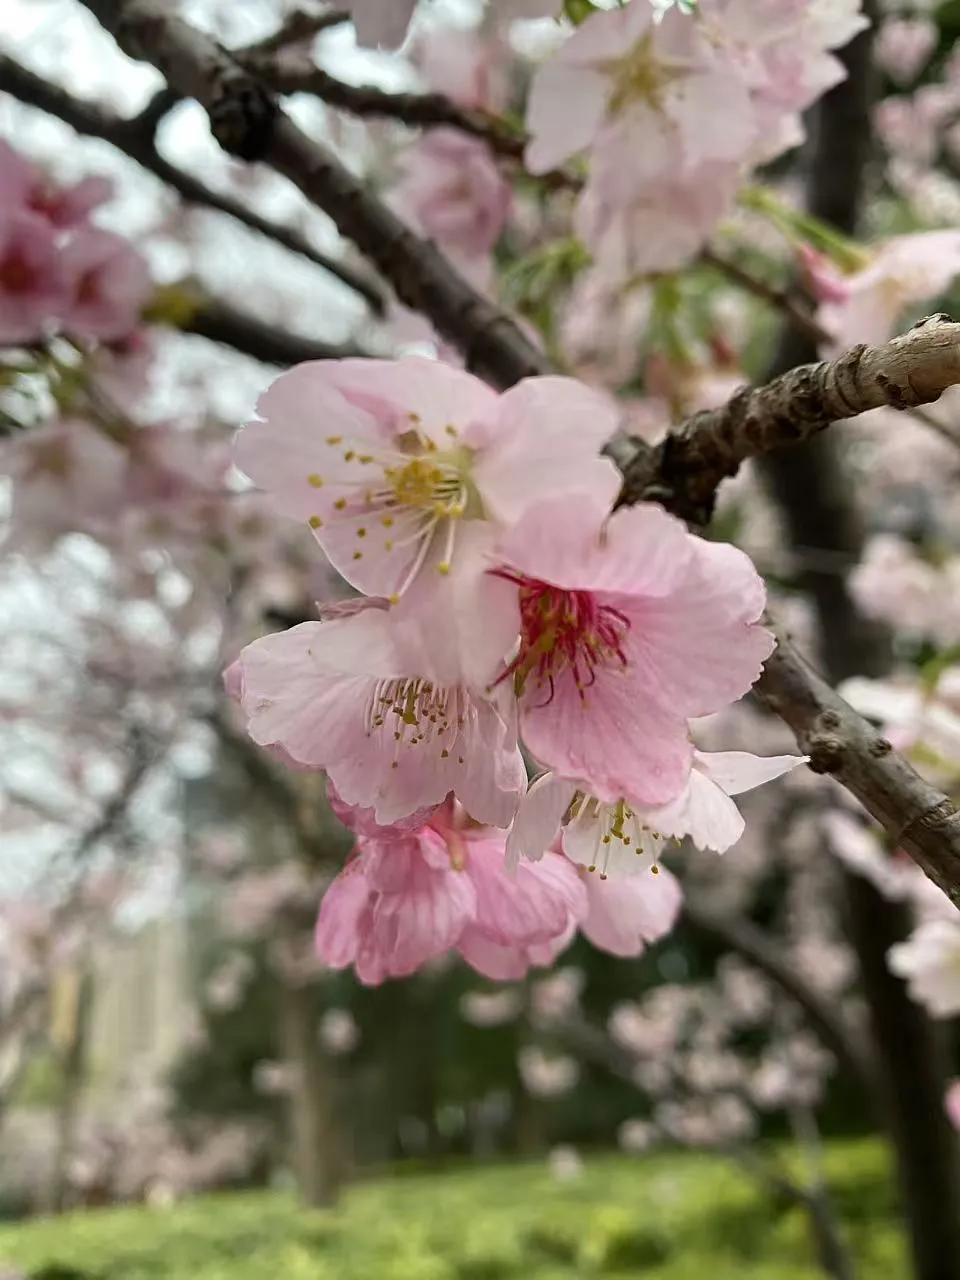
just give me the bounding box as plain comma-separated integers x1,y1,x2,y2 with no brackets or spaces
619,313,960,523
179,294,367,365
0,53,385,312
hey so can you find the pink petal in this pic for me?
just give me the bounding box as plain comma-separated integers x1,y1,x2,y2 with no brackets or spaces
525,63,609,174
314,862,370,969
472,380,621,524
506,772,576,867
643,768,745,854
466,839,586,946
580,864,682,957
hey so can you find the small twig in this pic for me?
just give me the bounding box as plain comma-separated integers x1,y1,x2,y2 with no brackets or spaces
249,56,527,158
701,247,831,349
241,7,350,57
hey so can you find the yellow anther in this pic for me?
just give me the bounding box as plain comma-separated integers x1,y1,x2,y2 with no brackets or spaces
325,434,342,445
334,498,347,510
308,516,323,529
307,473,323,488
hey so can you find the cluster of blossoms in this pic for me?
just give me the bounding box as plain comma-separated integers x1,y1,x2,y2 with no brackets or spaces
0,140,150,346
525,0,868,274
227,356,802,984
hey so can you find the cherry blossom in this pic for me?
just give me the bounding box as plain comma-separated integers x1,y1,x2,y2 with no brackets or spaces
234,358,620,601
578,861,683,957
525,4,754,179
0,211,67,343
0,138,112,230
491,498,774,807
888,919,960,1017
817,231,960,351
946,1081,960,1134
874,17,938,86
394,130,512,262
314,803,585,984
507,750,803,877
60,228,152,343
231,554,525,827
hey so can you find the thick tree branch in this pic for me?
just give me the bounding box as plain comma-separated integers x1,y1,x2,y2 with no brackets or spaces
0,53,385,312
620,313,960,523
757,620,960,904
74,0,549,388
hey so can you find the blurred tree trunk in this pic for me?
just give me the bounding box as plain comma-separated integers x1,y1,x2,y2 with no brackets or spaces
278,979,346,1207
49,968,94,1213
760,11,960,1277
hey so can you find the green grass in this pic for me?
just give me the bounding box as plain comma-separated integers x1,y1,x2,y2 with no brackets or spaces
0,1140,907,1280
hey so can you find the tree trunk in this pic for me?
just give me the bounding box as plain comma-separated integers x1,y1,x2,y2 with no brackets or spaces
49,968,94,1213
277,980,345,1207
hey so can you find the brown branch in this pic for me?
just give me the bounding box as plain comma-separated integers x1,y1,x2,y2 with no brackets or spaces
242,7,349,57
74,0,548,388
757,618,960,904
620,312,960,523
250,57,527,159
177,294,368,364
0,53,385,312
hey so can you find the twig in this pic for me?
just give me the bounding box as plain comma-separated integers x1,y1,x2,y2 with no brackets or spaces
242,7,349,57
249,57,527,158
701,247,831,349
908,404,960,450
0,53,385,312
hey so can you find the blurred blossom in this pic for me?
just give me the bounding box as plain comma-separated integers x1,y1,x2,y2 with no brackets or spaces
517,1046,580,1097
460,988,524,1027
618,1118,655,1154
874,18,937,85
530,966,585,1026
548,1144,583,1182
318,1007,360,1055
946,1080,960,1133
252,1059,296,1097
889,919,960,1017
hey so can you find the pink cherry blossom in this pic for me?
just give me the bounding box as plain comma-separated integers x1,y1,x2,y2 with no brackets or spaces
414,27,509,112
394,130,512,261
525,4,754,179
234,357,620,601
491,498,774,807
875,18,938,86
232,557,525,826
1,416,126,548
314,808,585,985
507,750,803,878
888,919,960,1017
818,231,960,352
0,211,67,344
60,228,152,342
579,862,683,957
0,138,112,229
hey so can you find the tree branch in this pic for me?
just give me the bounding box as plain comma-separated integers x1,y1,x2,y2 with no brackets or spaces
0,53,385,312
620,313,960,523
74,0,549,388
700,247,830,349
178,294,367,364
249,57,527,159
242,7,349,57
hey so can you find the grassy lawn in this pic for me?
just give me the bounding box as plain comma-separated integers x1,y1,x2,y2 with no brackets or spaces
0,1141,908,1279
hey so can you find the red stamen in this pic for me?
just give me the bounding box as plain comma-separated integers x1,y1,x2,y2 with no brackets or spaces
490,568,631,703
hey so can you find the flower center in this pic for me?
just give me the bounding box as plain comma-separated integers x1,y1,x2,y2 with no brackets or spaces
608,33,678,117
567,793,665,880
365,677,469,765
385,454,468,518
492,573,630,703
